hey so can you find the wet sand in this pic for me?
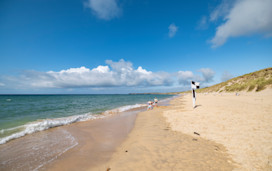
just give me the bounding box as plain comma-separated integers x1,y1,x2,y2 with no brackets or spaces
0,109,143,171
94,105,235,170
0,128,78,170
43,109,143,170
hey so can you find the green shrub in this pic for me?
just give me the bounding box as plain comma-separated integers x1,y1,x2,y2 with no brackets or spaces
256,84,265,91
248,84,255,91
238,84,247,91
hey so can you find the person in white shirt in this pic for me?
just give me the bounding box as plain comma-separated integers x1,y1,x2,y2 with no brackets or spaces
154,97,158,107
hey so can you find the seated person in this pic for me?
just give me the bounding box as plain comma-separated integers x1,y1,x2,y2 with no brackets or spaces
147,101,153,110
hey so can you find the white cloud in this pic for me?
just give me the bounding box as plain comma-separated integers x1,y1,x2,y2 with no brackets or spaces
13,59,173,89
1,60,218,92
177,68,215,85
198,68,215,83
91,65,110,73
84,0,121,20
177,71,194,85
0,82,5,86
168,23,178,38
221,71,233,82
210,0,272,48
210,0,233,22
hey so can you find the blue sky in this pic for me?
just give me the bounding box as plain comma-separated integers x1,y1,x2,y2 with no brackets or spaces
0,0,271,94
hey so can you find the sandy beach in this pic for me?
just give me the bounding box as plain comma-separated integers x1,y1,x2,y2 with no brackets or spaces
164,89,272,170
1,0,271,170
2,90,271,171
94,89,272,171
95,101,235,170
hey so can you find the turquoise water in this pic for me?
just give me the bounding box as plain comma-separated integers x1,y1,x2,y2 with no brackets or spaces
0,94,173,144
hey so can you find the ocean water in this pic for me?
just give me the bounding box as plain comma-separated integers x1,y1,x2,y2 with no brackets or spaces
0,94,173,144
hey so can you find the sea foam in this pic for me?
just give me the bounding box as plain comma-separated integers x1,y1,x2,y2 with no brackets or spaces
0,113,103,144
33,130,78,171
103,103,147,114
0,103,147,145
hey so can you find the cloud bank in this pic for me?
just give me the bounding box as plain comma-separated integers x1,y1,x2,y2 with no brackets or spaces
168,23,178,38
210,0,272,47
12,60,173,89
84,0,121,20
1,60,216,92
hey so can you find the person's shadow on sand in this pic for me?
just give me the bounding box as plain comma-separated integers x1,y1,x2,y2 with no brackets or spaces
194,105,202,109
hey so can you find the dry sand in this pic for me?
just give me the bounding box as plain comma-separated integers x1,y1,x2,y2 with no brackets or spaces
95,106,235,171
164,89,272,171
94,89,272,171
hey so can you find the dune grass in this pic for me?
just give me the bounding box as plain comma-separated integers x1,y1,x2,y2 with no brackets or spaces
196,67,272,93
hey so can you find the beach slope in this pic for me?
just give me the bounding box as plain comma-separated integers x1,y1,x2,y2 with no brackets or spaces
164,89,272,170
95,105,235,170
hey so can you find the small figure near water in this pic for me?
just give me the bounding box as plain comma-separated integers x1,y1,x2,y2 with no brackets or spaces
147,101,153,110
154,97,158,107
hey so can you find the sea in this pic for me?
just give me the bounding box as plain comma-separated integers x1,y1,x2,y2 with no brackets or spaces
0,94,175,170
0,94,174,145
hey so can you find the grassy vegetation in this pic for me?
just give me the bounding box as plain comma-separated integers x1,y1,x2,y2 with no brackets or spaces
196,67,272,93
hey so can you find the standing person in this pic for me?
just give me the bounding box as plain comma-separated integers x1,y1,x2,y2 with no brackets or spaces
191,81,200,108
154,97,158,107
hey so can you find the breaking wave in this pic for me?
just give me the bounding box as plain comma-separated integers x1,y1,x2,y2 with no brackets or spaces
0,103,148,145
0,113,103,144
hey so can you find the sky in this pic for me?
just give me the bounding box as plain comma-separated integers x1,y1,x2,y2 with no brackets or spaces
0,0,271,94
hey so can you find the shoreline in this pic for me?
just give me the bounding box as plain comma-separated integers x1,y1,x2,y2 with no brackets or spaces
44,109,141,170
94,96,235,170
0,94,174,145
0,103,148,145
0,95,174,170
45,98,174,170
0,106,146,170
1,90,271,170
